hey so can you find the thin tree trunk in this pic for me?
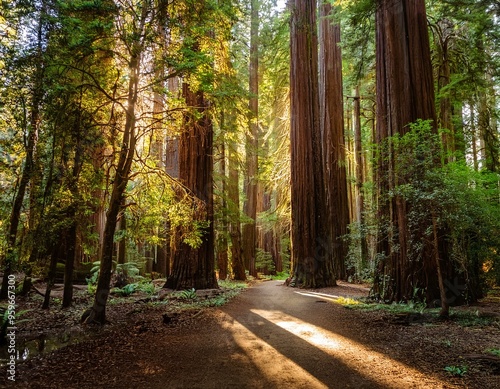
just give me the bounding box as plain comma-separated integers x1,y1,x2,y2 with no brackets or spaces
217,140,229,280
83,13,145,322
432,212,449,319
353,86,369,275
228,144,246,281
242,0,259,278
470,102,479,171
42,237,64,309
0,2,46,299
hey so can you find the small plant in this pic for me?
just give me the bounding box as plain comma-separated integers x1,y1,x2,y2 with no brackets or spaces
178,288,197,300
486,348,500,357
269,271,290,280
451,310,497,327
120,283,138,296
111,283,138,297
444,365,468,376
335,297,361,306
218,279,248,290
136,281,157,295
442,340,452,348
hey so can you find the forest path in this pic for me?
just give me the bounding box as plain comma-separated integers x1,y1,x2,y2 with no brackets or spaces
15,280,463,389
162,279,456,389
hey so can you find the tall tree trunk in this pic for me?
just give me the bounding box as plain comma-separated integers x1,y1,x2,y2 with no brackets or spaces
374,0,443,303
164,83,218,290
479,89,499,172
217,140,229,280
319,2,350,281
83,17,144,322
242,0,259,278
0,1,46,299
116,208,127,265
353,86,369,275
289,0,335,288
434,19,455,162
62,133,84,308
470,102,479,171
150,8,168,276
228,144,246,281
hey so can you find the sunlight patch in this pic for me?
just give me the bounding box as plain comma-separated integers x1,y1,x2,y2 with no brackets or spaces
220,315,329,389
250,309,451,389
295,291,360,306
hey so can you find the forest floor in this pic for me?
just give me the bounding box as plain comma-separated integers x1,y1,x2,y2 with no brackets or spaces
2,278,500,388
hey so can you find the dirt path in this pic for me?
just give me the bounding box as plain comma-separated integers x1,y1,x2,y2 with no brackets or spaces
9,280,499,388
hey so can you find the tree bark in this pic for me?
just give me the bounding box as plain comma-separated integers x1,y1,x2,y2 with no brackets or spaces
289,0,335,288
319,2,350,281
228,144,246,281
352,86,369,275
0,1,46,299
217,140,229,280
164,83,218,290
83,7,145,322
374,0,443,303
242,0,259,278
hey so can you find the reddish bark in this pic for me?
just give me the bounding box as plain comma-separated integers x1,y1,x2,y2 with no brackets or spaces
164,83,218,290
289,0,335,288
319,3,350,280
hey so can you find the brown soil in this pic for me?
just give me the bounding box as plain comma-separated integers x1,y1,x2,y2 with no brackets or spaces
2,280,500,388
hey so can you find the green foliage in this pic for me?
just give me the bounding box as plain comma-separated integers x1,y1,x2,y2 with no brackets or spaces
218,279,248,290
116,262,141,279
269,271,290,280
135,281,157,295
113,283,137,297
376,119,500,300
127,171,210,250
442,340,452,348
345,300,428,315
345,221,375,283
486,348,500,357
86,269,99,286
255,248,275,274
450,310,499,327
177,288,197,300
444,365,468,377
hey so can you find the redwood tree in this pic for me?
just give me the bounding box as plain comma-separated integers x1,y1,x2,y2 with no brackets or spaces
242,0,259,278
319,2,350,281
289,0,335,288
373,0,448,305
164,83,218,290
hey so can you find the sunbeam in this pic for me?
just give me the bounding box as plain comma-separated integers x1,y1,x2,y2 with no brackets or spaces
250,309,451,388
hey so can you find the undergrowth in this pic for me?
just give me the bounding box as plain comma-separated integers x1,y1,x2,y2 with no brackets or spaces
341,299,499,327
